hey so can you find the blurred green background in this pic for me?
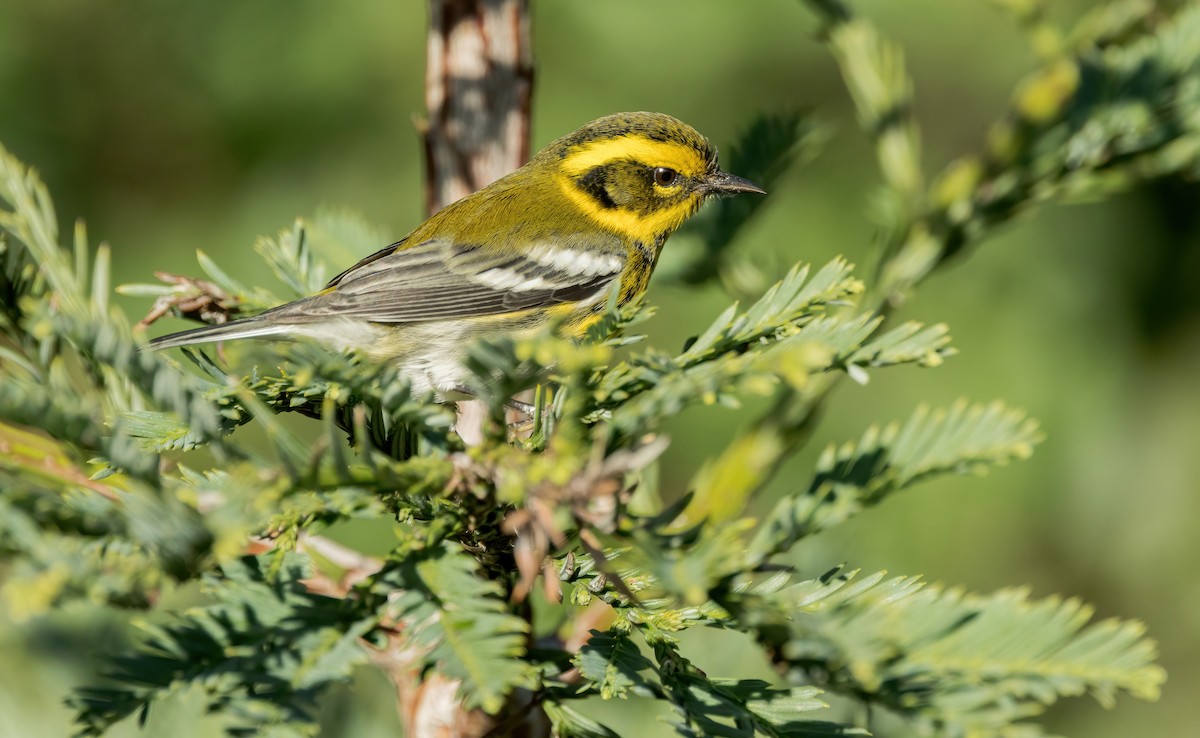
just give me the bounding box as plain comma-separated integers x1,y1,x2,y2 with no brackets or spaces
1,1,1196,736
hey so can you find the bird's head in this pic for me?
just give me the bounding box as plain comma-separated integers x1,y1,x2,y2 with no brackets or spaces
539,112,765,244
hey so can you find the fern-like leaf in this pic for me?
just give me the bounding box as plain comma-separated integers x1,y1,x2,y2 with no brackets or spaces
71,553,371,737
573,630,657,700
254,220,327,298
752,400,1042,559
379,543,535,713
725,566,1164,735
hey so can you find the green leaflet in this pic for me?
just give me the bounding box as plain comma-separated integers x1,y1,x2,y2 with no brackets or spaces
751,399,1043,559
545,700,622,738
574,630,657,700
380,543,536,713
69,554,373,738
725,566,1165,736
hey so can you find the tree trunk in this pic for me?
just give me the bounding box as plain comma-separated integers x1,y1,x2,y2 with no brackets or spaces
385,2,541,735
421,0,534,449
422,0,534,215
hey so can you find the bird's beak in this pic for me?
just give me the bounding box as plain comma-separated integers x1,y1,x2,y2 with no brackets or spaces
705,169,767,196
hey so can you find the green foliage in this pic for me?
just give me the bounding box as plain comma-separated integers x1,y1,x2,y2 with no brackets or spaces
572,630,859,738
750,400,1043,560
0,1,1183,737
70,554,374,738
719,567,1165,737
380,543,536,713
804,0,1200,305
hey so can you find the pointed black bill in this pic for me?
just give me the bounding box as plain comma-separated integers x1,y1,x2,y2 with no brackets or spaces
705,170,767,195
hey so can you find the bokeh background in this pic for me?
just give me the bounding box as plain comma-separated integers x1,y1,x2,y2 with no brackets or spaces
1,1,1197,736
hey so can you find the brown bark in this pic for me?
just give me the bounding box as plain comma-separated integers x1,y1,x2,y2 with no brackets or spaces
381,2,540,736
421,0,534,215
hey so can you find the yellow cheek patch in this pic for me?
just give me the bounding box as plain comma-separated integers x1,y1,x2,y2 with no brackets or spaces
557,174,698,243
561,135,708,180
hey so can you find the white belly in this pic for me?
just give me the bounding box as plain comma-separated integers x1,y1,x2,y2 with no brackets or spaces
296,316,549,397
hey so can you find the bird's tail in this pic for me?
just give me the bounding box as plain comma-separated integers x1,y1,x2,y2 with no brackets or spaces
148,315,291,351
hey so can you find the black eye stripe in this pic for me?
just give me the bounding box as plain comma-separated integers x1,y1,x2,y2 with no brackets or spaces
575,166,617,208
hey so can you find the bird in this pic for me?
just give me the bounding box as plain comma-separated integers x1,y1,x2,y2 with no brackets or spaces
149,112,765,396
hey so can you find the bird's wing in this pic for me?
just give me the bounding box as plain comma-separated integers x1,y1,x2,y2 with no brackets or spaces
324,237,411,289
281,236,627,324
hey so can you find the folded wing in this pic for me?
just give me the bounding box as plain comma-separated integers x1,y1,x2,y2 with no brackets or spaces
279,237,626,324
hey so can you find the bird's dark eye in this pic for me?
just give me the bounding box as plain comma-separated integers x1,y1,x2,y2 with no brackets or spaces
653,167,678,187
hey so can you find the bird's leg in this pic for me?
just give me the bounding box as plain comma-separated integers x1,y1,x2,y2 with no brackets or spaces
449,385,535,418
506,398,536,415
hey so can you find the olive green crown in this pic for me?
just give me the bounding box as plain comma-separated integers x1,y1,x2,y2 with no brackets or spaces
538,111,716,165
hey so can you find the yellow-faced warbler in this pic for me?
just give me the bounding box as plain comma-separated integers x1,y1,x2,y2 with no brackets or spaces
150,112,765,394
